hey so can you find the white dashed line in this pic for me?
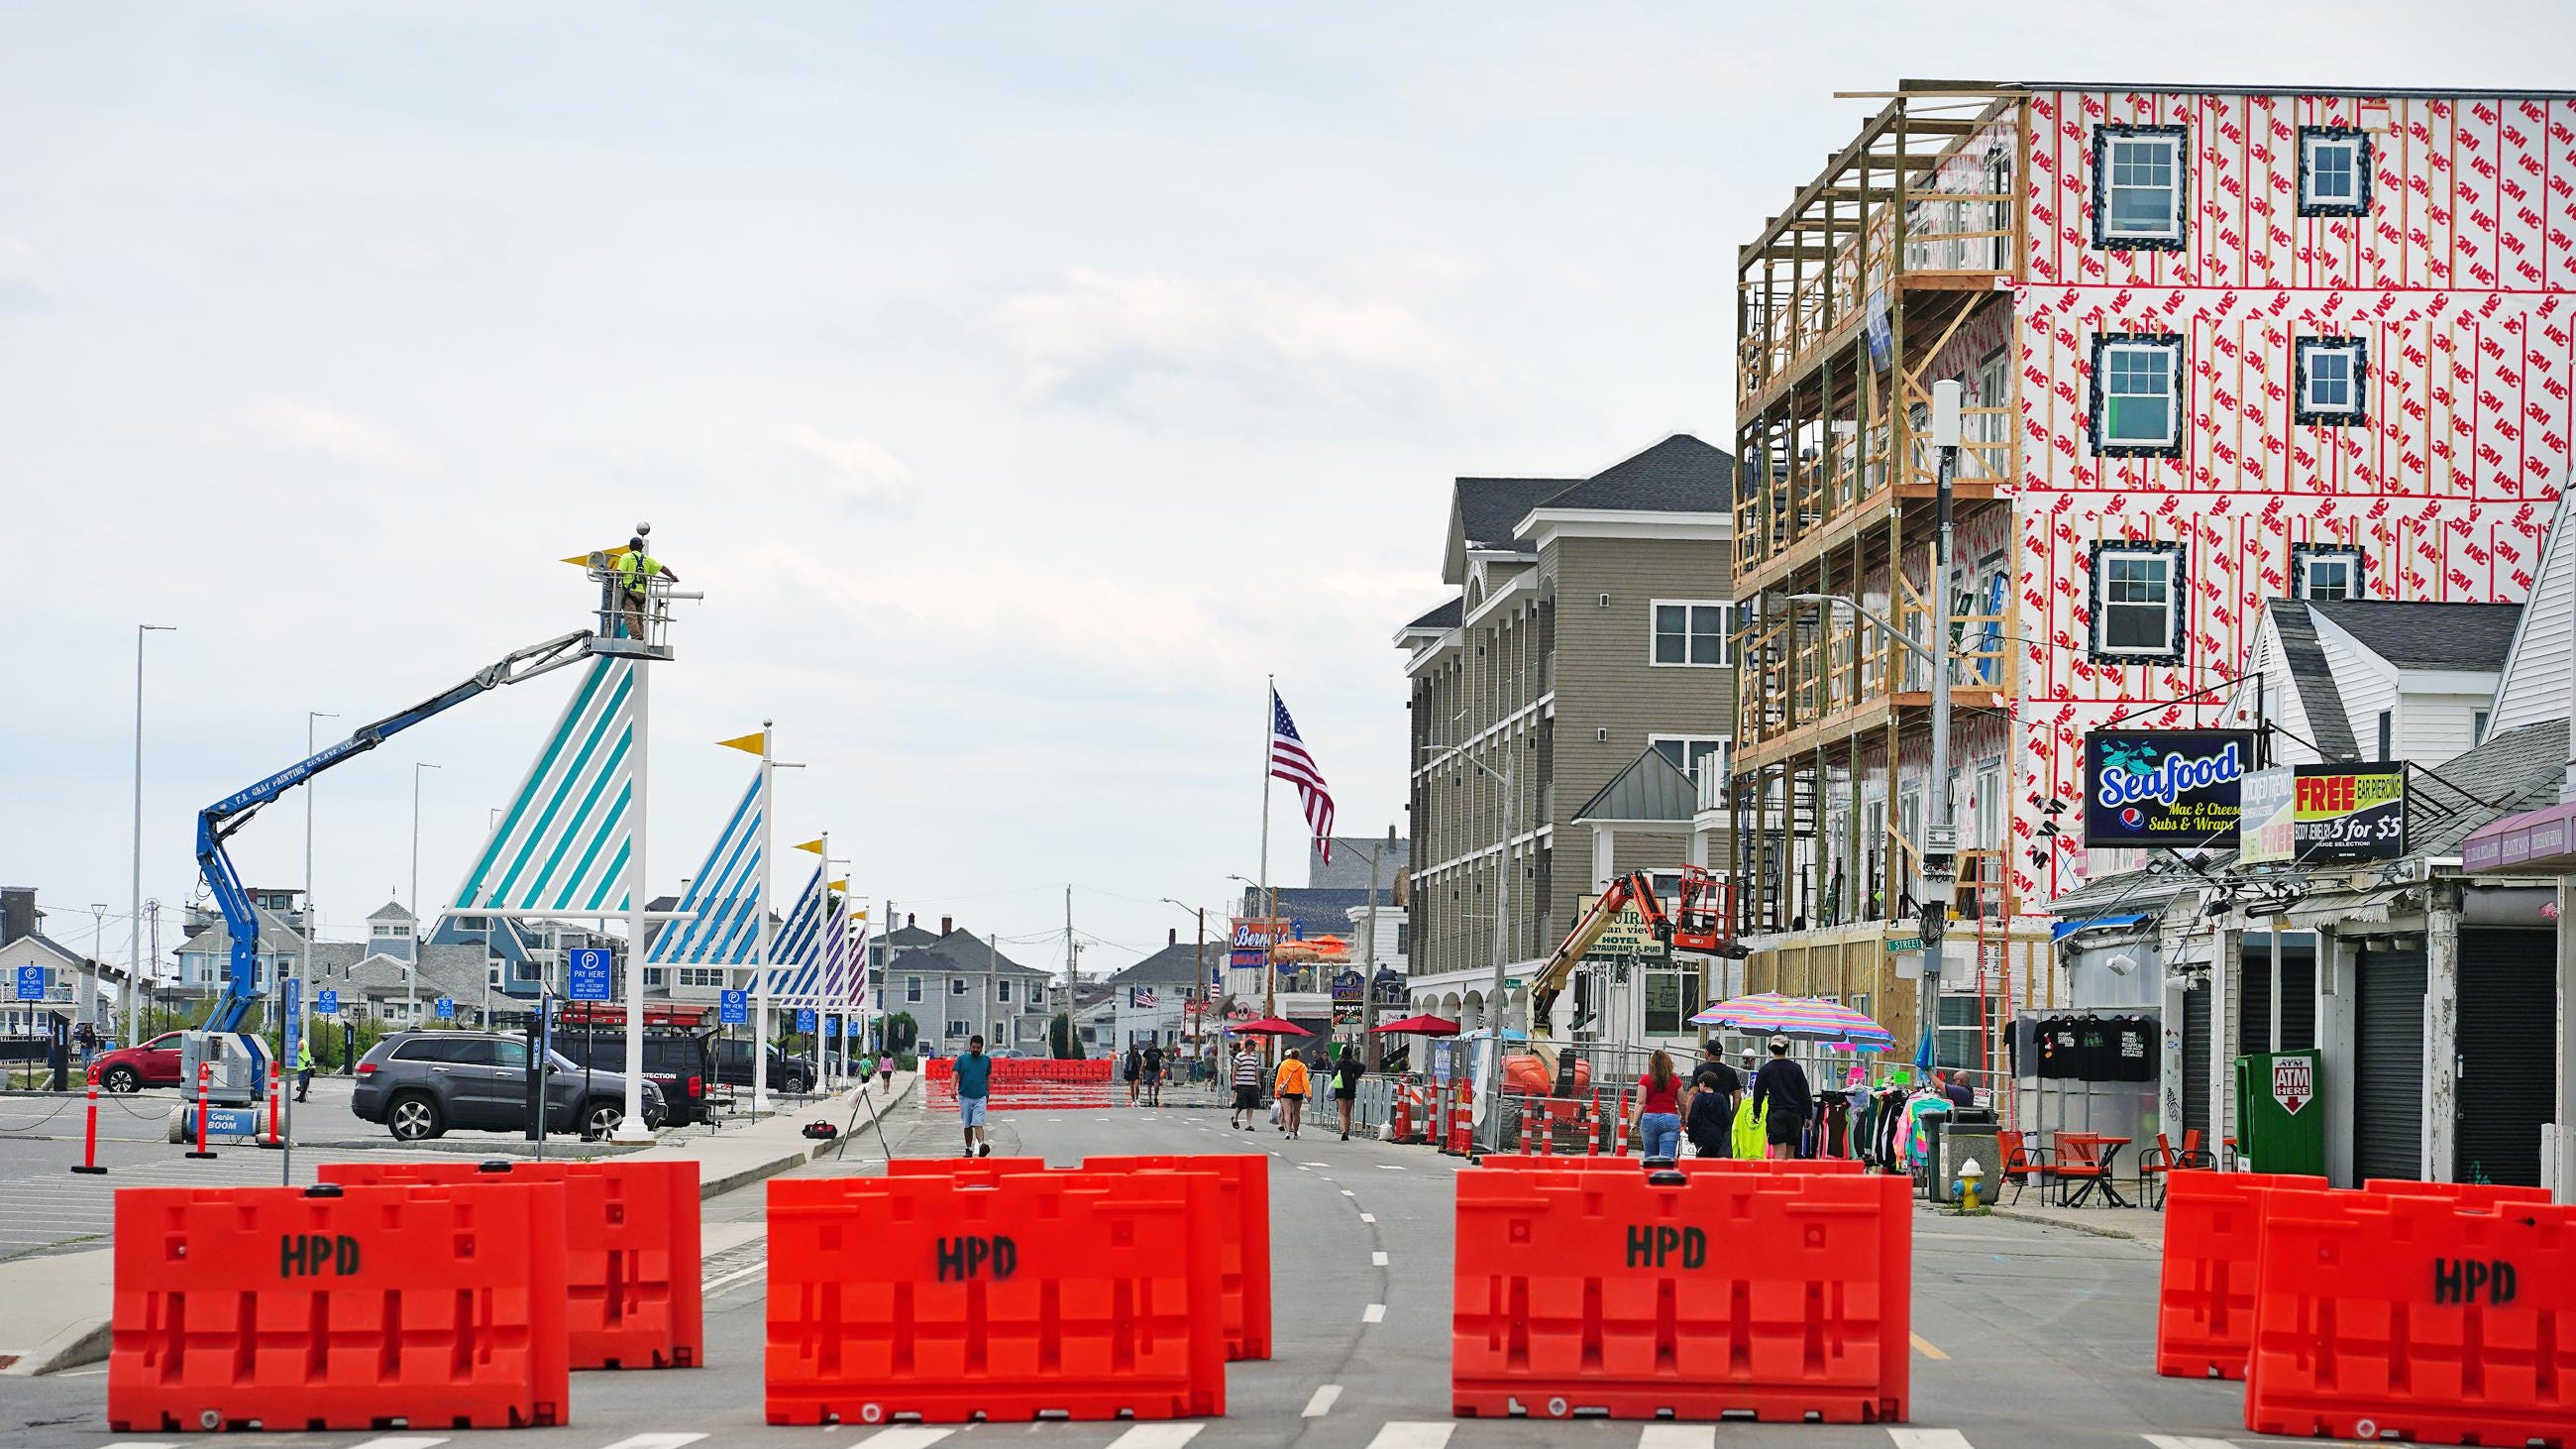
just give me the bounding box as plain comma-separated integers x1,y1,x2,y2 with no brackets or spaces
1360,1212,1375,1223
1888,1432,1977,1449
2142,1438,2240,1449
1104,1425,1204,1448
1301,1384,1342,1417
1363,1424,1453,1449
1371,1250,1389,1266
860,1430,957,1448
1341,1188,1355,1196
597,1436,708,1449
1639,1427,1716,1449
1363,1302,1386,1323
1375,1164,1409,1170
346,1439,450,1449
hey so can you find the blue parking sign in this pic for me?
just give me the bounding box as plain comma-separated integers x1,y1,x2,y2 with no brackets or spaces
568,947,612,1002
434,996,454,1020
283,979,301,1059
316,987,339,1015
14,965,44,1001
796,1008,816,1032
718,989,748,1025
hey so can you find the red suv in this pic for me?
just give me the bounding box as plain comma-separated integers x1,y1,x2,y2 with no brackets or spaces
91,1031,187,1092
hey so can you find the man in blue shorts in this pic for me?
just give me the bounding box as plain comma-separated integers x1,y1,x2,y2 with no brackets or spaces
953,1034,994,1158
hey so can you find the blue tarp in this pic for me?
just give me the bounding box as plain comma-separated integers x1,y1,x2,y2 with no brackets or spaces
2050,913,2149,942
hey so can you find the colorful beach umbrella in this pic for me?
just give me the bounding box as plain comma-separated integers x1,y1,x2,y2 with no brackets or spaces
1688,993,1894,1051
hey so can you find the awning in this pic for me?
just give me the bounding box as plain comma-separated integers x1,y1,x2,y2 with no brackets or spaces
2462,799,2576,875
2284,888,2406,930
2051,913,2149,942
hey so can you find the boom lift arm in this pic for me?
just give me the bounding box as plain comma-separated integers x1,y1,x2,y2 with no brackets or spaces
195,628,594,1036
1524,870,1673,1077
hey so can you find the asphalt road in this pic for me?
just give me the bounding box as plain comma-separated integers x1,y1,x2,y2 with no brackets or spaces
1,1095,2311,1449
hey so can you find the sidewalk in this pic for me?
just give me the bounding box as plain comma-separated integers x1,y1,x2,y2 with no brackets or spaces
0,1071,914,1377
1981,1196,2167,1247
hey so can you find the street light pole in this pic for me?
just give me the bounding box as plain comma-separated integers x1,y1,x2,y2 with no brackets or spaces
1920,380,1965,1073
87,904,108,1047
409,761,442,1022
1422,742,1513,1153
128,623,175,1049
1347,824,1400,1069
302,712,336,1071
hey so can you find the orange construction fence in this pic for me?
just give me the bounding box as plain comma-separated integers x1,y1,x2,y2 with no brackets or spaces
107,1180,572,1433
766,1169,1228,1423
2246,1186,2576,1446
1452,1162,1909,1423
320,1158,702,1371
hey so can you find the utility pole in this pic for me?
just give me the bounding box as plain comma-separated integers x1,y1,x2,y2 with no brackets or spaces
1918,380,1963,1074
1063,885,1076,1051
1355,824,1397,1070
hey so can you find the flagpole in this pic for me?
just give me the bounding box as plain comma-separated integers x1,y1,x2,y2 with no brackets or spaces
1258,676,1276,1066
753,722,774,1112
819,829,834,1088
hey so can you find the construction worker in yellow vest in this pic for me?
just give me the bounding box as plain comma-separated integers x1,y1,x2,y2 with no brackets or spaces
613,535,678,642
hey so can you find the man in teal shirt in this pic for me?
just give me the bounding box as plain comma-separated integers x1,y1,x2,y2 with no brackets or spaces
952,1035,994,1158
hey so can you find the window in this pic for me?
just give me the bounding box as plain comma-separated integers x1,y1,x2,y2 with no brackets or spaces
2089,541,2188,662
2294,337,2368,425
2378,711,2394,762
1394,921,1411,955
2298,127,2372,217
1937,992,1999,1071
2292,544,2366,601
950,978,968,995
1643,965,1702,1037
643,967,665,988
997,979,1012,1003
2473,710,2491,746
1651,601,1732,667
947,1019,971,1039
1648,735,1731,784
2093,124,2187,247
905,976,922,1003
2089,334,2184,455
676,965,725,989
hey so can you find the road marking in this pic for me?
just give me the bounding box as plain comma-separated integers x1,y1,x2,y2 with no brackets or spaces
1888,1431,1975,1449
705,1262,768,1295
1363,1424,1453,1449
860,1430,956,1448
1362,1302,1386,1323
96,1442,183,1449
1301,1384,1342,1417
1376,1164,1408,1170
1104,1427,1203,1449
1371,1250,1389,1266
1341,1188,1355,1196
348,1439,452,1449
2142,1438,2241,1449
1360,1212,1375,1223
1639,1428,1717,1449
1909,1331,1951,1361
597,1437,708,1449
1302,1160,1330,1166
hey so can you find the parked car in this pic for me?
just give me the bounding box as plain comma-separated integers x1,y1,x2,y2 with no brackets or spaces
710,1038,815,1094
91,1031,187,1092
352,1031,663,1142
550,1028,717,1125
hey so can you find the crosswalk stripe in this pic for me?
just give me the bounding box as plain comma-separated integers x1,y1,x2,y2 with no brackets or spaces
1104,1426,1204,1449
858,1429,955,1448
596,1436,707,1449
1889,1431,1976,1449
1371,1250,1390,1266
2143,1438,2239,1449
1639,1427,1717,1449
96,1442,183,1449
1365,1424,1454,1449
1302,1384,1342,1417
1363,1302,1386,1323
348,1439,449,1449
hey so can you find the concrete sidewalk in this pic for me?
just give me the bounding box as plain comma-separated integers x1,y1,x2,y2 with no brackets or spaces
0,1071,914,1377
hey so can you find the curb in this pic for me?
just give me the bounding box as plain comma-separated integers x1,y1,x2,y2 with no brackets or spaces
1985,1204,2148,1241
692,1072,917,1199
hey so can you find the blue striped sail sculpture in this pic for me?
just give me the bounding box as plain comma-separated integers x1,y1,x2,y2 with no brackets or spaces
448,656,635,917
647,772,763,967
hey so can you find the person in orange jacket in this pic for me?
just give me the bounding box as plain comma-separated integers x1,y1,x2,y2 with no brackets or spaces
1272,1049,1311,1141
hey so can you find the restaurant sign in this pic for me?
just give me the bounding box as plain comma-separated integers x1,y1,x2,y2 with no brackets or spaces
2083,729,2253,847
2242,763,2407,864
1576,894,1667,960
1228,918,1285,973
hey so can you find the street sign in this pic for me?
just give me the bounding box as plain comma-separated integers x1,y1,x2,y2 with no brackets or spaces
1883,935,1924,955
568,947,612,1002
316,987,339,1015
2273,1056,2314,1116
13,965,44,1001
434,996,455,1020
718,989,748,1025
283,979,301,1059
1576,895,1667,960
797,1008,817,1032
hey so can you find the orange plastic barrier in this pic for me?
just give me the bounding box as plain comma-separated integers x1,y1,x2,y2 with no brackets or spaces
1474,1154,1864,1174
921,1058,1119,1111
2245,1187,2576,1445
2362,1177,2552,1207
319,1158,702,1371
1087,1154,1272,1362
107,1181,571,1432
2153,1170,2329,1381
1453,1163,1909,1421
766,1170,1226,1423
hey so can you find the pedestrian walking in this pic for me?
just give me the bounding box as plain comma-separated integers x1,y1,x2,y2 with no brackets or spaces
1631,1049,1683,1161
1122,1045,1142,1106
1683,1040,1742,1158
954,1034,995,1158
1229,1040,1262,1129
1330,1043,1363,1140
1272,1048,1311,1140
1750,1036,1812,1161
877,1051,895,1092
1142,1042,1165,1107
293,1036,316,1103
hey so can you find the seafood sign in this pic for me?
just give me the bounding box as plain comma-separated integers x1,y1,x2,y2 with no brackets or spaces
2083,730,2254,847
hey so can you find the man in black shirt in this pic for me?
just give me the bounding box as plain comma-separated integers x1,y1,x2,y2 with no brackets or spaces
1683,1042,1743,1157
1750,1036,1813,1160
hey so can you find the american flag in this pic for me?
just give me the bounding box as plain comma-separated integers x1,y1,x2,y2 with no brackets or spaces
1270,689,1336,863
1129,986,1157,1008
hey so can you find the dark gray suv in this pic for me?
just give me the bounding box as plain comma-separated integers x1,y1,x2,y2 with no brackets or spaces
353,1031,665,1142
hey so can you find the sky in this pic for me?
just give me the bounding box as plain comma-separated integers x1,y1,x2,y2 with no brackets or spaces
5,2,2571,982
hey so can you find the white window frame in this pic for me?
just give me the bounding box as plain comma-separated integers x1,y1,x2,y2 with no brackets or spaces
2473,710,2491,747
2093,544,2184,659
1649,600,1733,668
947,1018,971,1039
950,977,968,995
2296,337,2368,425
2296,547,2365,602
1647,734,1732,785
997,979,1012,1003
676,965,725,989
2299,129,2370,215
905,975,922,1003
2094,336,2182,452
2095,125,2187,246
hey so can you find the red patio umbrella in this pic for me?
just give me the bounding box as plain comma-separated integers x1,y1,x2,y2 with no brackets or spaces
1225,1016,1312,1037
1368,1013,1460,1036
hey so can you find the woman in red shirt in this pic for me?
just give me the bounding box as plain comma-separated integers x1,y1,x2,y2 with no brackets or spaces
1632,1049,1682,1161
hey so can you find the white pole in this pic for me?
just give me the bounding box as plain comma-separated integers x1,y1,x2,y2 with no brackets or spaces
129,624,173,1047
817,830,832,1088
753,722,774,1112
1258,678,1275,1058
615,656,654,1141
409,762,441,1021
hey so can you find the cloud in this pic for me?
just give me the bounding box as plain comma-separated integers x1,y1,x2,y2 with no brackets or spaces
774,423,915,508
238,398,437,473
0,235,60,308
993,268,1466,434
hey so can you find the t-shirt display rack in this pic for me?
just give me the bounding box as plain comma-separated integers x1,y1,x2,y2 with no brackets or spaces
2009,1011,2159,1147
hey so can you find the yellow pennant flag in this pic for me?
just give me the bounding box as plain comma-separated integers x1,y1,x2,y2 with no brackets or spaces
562,544,630,566
829,879,848,892
717,730,766,755
795,838,826,855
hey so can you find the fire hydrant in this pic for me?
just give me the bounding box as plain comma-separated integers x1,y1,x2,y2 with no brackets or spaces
1952,1157,1990,1215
